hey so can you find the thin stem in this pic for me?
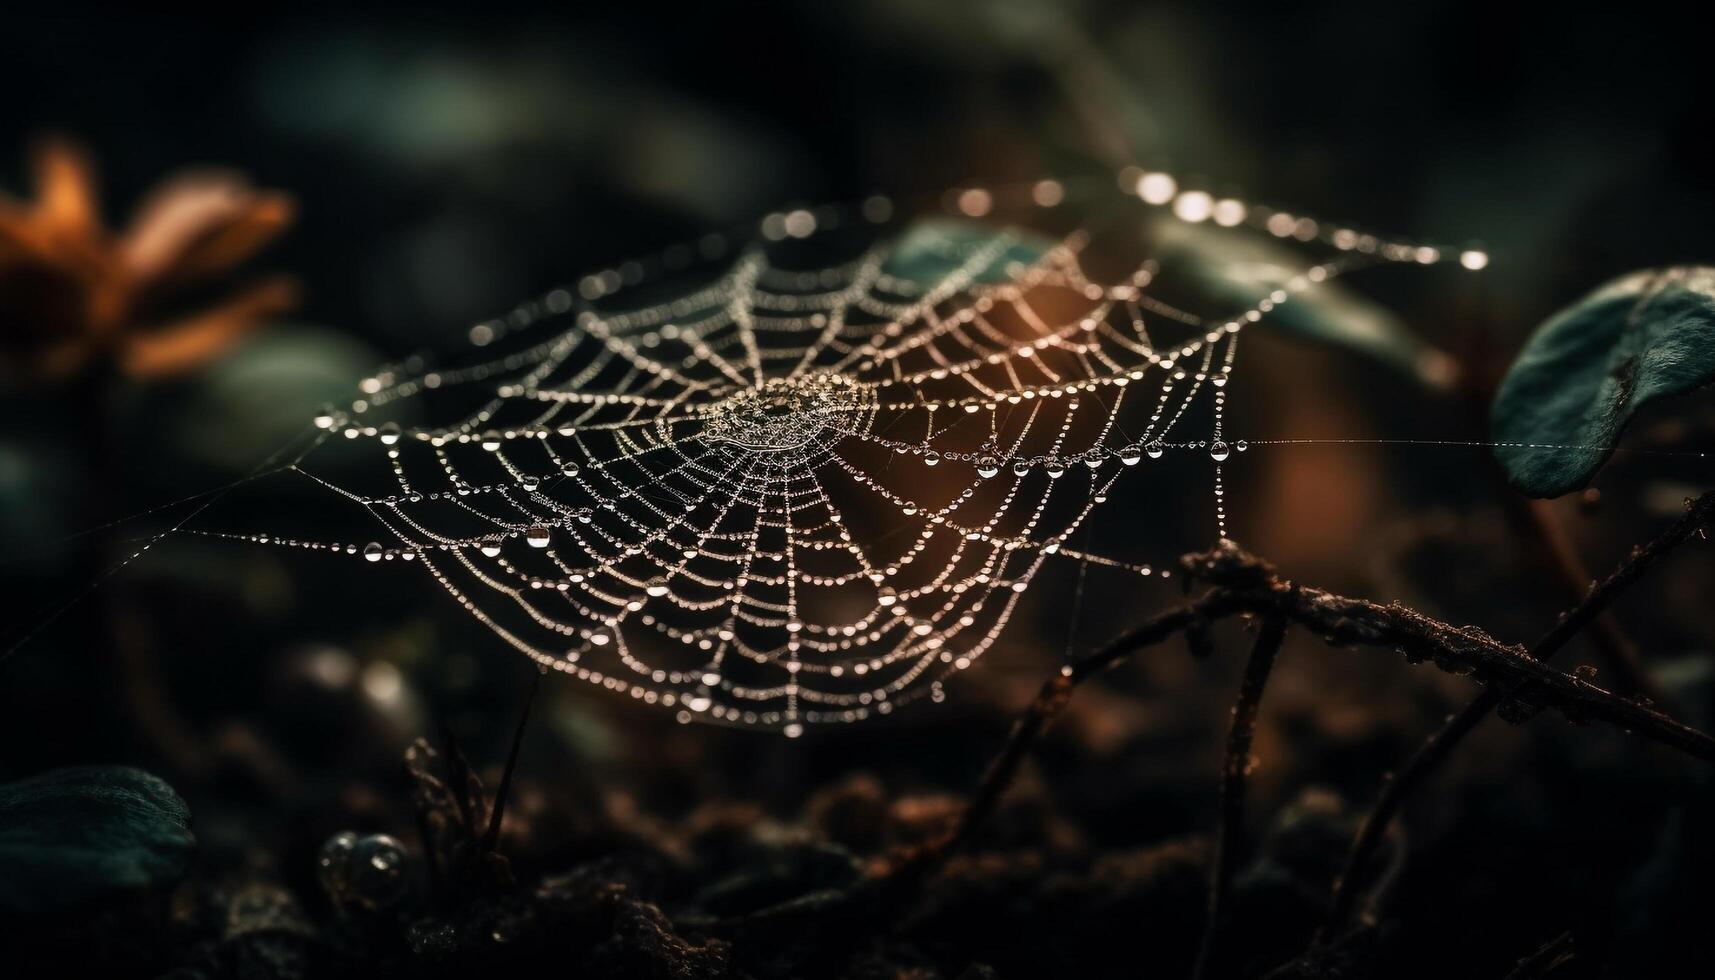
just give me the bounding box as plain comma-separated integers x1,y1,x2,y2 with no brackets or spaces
1319,491,1715,942
885,605,1202,886
1318,692,1491,940
439,718,479,838
1518,498,1657,700
1502,931,1576,980
1193,614,1289,980
938,671,1075,860
482,667,542,853
1530,491,1714,663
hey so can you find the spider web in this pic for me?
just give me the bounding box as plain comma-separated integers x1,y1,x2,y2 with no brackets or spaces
192,175,1478,734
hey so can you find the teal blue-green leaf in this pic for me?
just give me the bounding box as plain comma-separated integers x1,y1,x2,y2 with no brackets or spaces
1150,219,1457,388
0,767,195,916
882,219,1055,288
1491,267,1715,497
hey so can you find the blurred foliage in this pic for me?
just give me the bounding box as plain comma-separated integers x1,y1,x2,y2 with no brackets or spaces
881,219,1055,286
1151,218,1457,388
165,326,378,470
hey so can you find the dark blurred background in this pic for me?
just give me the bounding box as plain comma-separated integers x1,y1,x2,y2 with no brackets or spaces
3,3,1713,977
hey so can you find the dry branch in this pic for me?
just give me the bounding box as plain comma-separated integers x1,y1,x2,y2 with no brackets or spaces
1319,488,1715,940
900,491,1715,900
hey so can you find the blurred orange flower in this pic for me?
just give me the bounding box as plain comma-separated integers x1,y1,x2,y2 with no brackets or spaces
0,137,297,382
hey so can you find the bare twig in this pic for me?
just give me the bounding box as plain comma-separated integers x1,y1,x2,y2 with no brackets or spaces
1316,697,1488,942
1179,543,1715,762
893,509,1715,902
881,605,1201,887
1518,497,1657,700
1319,490,1715,941
1193,613,1289,980
940,671,1074,859
1532,491,1714,662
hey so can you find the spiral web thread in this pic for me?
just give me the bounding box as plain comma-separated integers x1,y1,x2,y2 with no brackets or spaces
197,174,1482,734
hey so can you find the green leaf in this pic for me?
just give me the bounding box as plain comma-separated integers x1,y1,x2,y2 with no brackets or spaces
0,767,195,917
1150,219,1457,388
167,325,384,471
1491,267,1715,498
882,219,1055,288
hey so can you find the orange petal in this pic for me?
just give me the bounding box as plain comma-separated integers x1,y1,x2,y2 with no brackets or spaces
121,171,294,287
0,139,114,279
163,192,294,285
30,137,102,242
1,193,75,266
119,276,298,379
0,203,42,263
